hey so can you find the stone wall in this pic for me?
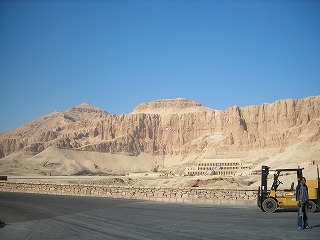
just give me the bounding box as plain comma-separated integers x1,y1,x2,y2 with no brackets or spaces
0,181,257,205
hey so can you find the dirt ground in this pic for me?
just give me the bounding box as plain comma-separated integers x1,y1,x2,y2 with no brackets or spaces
5,174,260,189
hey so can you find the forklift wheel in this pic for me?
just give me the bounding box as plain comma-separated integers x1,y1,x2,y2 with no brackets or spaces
307,201,317,213
262,198,277,213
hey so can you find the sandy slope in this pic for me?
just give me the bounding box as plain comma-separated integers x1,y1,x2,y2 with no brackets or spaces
1,141,319,189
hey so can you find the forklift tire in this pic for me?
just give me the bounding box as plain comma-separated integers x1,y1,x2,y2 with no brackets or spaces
307,201,317,213
262,198,277,213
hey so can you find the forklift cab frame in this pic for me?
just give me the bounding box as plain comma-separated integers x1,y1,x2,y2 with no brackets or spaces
271,168,303,191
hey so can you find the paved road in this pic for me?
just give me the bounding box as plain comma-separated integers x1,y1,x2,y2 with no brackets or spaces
0,192,319,240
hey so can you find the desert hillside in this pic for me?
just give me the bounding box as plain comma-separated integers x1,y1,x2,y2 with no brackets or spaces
0,96,319,178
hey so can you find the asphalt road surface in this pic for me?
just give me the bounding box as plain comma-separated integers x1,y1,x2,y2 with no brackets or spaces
0,192,319,240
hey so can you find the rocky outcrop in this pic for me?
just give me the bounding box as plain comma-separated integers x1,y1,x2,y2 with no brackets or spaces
0,97,319,158
133,98,212,114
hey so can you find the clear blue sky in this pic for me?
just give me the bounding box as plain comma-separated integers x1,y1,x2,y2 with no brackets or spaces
1,0,319,132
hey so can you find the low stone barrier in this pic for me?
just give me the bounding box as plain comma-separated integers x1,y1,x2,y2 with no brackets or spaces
0,181,257,205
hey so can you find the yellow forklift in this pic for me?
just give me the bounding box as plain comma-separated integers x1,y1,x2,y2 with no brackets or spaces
257,165,320,213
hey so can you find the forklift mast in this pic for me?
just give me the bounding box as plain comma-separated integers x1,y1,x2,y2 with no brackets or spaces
259,165,269,208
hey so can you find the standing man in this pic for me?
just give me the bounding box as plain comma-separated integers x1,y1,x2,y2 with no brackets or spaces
296,177,311,229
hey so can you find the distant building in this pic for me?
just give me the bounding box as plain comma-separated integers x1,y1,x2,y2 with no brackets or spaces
185,158,251,176
298,159,320,167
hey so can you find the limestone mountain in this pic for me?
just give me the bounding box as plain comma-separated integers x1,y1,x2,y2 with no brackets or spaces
0,96,319,176
1,97,320,158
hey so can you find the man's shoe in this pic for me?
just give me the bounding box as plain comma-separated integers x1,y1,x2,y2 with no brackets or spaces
305,226,311,229
298,227,303,230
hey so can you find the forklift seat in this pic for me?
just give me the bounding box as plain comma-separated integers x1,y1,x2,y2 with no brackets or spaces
290,182,294,191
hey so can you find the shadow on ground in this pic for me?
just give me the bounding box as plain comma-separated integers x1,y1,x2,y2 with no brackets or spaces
275,208,319,213
0,220,6,229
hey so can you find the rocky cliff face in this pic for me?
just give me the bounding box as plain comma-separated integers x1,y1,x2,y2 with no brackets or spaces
0,96,319,159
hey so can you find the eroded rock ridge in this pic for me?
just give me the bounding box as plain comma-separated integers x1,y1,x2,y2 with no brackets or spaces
1,97,319,158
